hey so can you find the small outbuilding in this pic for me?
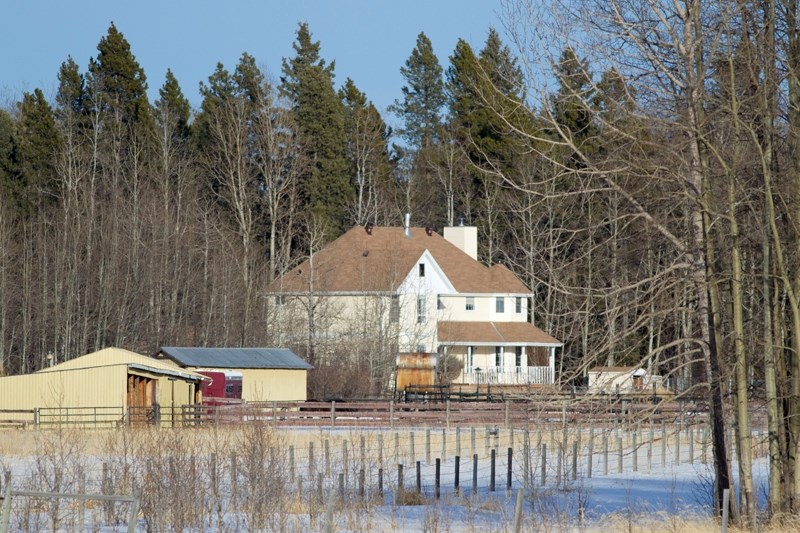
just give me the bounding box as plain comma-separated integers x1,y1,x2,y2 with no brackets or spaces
0,347,205,426
588,366,663,394
155,347,312,402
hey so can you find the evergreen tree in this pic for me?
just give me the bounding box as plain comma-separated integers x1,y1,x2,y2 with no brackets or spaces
446,31,528,254
281,23,350,236
55,57,88,124
86,22,153,132
551,47,597,161
391,32,446,150
0,110,19,205
156,69,191,139
16,89,62,209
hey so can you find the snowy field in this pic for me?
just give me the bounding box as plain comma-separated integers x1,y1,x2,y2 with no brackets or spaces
0,424,774,532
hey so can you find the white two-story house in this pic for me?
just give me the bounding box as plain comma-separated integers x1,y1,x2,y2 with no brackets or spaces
265,220,562,387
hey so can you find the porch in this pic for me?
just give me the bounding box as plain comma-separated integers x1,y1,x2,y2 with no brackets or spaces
460,365,553,385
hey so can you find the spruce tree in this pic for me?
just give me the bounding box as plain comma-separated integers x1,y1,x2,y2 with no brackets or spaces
16,89,62,210
86,22,153,132
392,32,446,150
156,69,191,139
0,110,19,205
55,57,88,124
281,23,350,236
551,47,597,162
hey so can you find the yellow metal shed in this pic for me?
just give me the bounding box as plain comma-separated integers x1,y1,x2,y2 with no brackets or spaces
155,347,311,402
0,347,204,426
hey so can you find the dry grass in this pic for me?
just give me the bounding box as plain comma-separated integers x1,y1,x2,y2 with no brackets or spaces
0,425,788,532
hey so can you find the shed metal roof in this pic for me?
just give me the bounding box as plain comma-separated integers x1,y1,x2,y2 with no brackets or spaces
157,347,312,370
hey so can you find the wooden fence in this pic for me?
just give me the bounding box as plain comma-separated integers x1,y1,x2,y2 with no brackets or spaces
0,395,718,430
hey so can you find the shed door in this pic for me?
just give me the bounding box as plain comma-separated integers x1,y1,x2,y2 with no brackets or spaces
127,374,156,425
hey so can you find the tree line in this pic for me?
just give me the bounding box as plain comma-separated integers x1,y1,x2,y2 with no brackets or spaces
2,0,800,522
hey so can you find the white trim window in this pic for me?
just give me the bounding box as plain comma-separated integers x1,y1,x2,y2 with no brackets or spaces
496,297,504,313
515,346,523,370
495,346,503,369
466,296,475,311
416,296,427,324
515,297,522,313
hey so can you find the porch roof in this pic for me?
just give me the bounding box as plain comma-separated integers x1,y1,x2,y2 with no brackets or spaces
437,321,561,346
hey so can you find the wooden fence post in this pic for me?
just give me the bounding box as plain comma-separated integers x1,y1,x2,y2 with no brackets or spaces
454,455,461,495
472,454,478,495
587,427,594,479
325,439,331,476
571,440,578,480
507,447,513,490
435,458,441,499
540,443,547,486
512,488,524,533
490,449,496,492
397,464,404,496
426,429,431,465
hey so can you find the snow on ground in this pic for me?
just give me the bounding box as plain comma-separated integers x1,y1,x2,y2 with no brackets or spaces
0,425,771,531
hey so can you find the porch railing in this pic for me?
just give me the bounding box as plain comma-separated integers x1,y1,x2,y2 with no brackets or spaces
461,366,553,385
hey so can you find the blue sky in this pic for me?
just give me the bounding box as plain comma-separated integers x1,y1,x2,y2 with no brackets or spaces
2,1,505,126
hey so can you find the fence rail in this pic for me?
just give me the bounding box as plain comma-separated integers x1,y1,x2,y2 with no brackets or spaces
0,395,718,430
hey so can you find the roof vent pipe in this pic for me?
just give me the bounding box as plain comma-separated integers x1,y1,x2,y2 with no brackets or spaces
404,213,411,238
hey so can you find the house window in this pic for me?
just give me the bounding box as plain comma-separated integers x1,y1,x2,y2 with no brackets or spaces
417,296,427,324
496,297,504,313
419,263,425,277
465,296,475,311
417,344,427,353
467,346,474,370
515,346,523,368
275,295,286,306
516,297,522,313
495,346,503,368
389,295,400,323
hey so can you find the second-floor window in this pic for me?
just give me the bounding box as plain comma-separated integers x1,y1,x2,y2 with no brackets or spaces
496,297,505,313
516,297,522,313
466,296,475,311
419,263,425,277
417,296,427,324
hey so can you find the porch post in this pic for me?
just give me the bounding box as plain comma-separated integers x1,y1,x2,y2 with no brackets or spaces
549,347,556,384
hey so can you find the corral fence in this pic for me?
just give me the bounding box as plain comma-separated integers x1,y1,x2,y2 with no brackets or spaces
0,394,727,430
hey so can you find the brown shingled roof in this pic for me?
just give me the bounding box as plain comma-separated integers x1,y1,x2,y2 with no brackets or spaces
266,225,531,294
437,321,561,345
